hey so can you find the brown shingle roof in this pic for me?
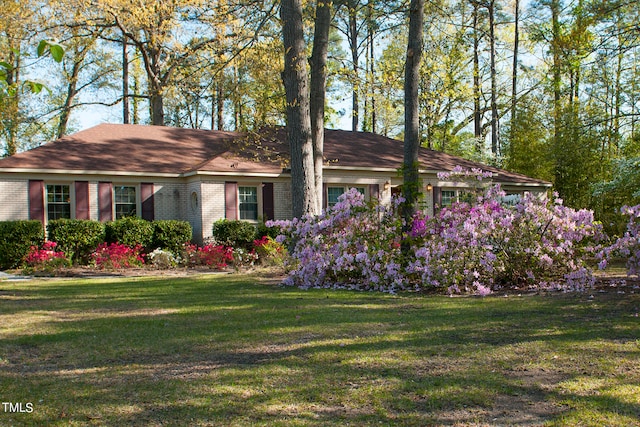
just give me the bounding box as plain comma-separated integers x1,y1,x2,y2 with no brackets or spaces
0,123,550,185
0,124,240,174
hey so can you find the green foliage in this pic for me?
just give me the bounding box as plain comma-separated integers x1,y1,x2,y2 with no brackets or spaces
105,217,154,250
552,107,606,209
151,220,192,253
503,96,554,182
255,220,282,240
37,40,65,63
592,157,640,235
0,220,44,269
47,219,105,263
212,219,256,249
253,236,287,266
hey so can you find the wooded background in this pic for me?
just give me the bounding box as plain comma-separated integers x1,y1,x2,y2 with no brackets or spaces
1,0,638,230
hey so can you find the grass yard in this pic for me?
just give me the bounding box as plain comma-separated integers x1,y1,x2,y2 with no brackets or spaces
0,272,639,426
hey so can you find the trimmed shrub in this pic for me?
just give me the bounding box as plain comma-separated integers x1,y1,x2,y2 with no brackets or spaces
47,219,105,264
0,220,44,270
105,217,154,249
152,220,192,254
212,219,256,249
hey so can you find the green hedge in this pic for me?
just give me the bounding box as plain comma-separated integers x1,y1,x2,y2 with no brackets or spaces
0,221,44,270
105,217,154,249
212,219,256,249
256,221,282,240
152,220,192,253
47,219,105,263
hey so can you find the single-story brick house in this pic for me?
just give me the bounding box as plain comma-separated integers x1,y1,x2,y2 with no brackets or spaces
0,124,551,243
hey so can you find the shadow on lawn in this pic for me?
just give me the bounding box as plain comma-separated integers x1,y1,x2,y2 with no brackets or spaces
1,275,639,426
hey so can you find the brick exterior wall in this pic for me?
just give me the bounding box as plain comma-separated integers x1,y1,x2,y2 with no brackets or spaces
200,181,225,243
187,181,203,245
153,182,187,220
0,179,29,220
274,181,292,220
1,172,537,244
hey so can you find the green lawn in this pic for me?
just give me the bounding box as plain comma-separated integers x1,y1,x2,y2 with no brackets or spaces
1,273,638,426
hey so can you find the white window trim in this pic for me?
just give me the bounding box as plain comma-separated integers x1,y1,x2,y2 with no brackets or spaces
326,185,368,207
237,183,263,223
113,184,140,219
45,182,75,223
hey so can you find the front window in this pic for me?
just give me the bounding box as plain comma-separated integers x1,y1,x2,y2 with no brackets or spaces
327,186,365,207
114,186,137,219
441,190,456,207
327,187,344,207
46,184,71,220
239,186,258,220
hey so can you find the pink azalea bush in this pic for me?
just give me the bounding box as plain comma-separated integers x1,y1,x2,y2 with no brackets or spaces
407,187,604,293
269,175,606,295
269,188,405,291
24,241,70,271
597,204,640,276
92,242,145,269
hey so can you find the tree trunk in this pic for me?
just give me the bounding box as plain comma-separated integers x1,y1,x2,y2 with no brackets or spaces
150,91,164,125
472,1,482,153
57,59,81,139
281,0,319,218
488,0,499,156
550,0,561,143
402,0,425,224
123,38,130,125
348,0,359,131
510,0,519,146
217,81,224,130
310,0,333,212
4,47,21,156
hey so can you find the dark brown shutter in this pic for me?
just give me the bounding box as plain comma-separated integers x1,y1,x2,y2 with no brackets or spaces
74,181,90,220
262,182,274,220
369,183,380,201
140,183,155,221
28,180,45,223
225,182,238,220
98,182,113,222
322,183,327,209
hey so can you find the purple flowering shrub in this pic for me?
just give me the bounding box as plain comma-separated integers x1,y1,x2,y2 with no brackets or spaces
270,174,607,295
269,188,405,291
597,205,640,276
408,188,604,294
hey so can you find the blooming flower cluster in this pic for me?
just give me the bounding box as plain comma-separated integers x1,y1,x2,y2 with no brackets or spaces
270,173,607,295
183,243,233,269
406,188,604,293
148,248,179,269
269,188,405,292
597,204,640,276
437,165,495,182
92,242,145,269
24,241,69,270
